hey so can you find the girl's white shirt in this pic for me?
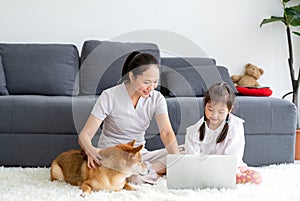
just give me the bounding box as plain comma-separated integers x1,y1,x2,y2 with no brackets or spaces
184,114,247,167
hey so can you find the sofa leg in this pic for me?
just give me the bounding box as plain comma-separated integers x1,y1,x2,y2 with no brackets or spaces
295,129,300,160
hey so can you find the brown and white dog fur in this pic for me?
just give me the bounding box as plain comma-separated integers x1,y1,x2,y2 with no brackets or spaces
50,140,148,196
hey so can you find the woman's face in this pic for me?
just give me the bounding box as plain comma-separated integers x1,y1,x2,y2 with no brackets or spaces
205,101,230,129
129,65,159,98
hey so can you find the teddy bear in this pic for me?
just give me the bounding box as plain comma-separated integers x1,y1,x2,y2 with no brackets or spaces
231,63,264,86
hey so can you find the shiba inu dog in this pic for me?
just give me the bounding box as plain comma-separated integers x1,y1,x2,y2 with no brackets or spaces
50,140,148,196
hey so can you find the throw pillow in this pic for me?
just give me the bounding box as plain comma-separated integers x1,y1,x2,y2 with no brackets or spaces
236,86,272,96
80,40,161,95
161,65,238,97
0,55,9,95
0,44,79,96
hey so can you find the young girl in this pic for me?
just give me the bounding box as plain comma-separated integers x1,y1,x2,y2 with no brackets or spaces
184,82,262,184
78,51,179,184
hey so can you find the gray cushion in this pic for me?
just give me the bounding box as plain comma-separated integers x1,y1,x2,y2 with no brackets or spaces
161,57,216,69
0,44,79,96
162,65,238,97
80,40,160,95
0,95,97,134
0,55,9,95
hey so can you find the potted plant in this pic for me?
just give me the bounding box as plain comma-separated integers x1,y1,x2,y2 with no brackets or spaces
260,0,300,159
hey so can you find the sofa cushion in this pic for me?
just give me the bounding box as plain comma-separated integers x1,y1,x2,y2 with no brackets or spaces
236,86,273,96
161,57,216,69
0,44,79,96
0,55,9,95
0,95,97,134
80,40,160,95
162,65,238,97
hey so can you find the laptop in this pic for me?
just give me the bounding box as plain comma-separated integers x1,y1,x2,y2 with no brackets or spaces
166,154,237,189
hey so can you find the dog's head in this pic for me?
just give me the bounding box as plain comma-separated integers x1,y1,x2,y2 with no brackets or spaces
100,140,148,176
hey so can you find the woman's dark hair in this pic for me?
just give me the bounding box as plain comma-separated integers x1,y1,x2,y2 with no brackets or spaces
120,51,159,82
199,82,236,144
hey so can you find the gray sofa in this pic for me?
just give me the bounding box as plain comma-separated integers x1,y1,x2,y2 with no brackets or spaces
0,41,297,167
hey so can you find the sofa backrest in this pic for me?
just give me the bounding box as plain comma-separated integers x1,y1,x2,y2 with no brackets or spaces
79,40,160,95
160,57,238,97
0,41,237,98
0,43,79,96
0,55,9,95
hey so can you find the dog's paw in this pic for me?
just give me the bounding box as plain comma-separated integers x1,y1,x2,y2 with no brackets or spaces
80,191,90,197
124,182,136,190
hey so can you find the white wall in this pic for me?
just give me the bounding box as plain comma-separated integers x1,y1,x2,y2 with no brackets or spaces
0,0,299,103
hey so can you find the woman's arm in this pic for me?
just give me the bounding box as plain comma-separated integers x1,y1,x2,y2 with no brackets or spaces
155,114,179,154
78,114,103,168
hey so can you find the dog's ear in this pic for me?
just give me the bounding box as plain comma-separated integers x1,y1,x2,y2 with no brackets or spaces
116,144,132,152
116,142,143,153
116,144,143,153
130,144,143,153
126,140,136,147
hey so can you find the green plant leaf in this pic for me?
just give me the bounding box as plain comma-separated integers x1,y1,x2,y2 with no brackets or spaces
290,4,300,13
283,0,290,3
285,5,300,26
293,31,300,37
260,16,285,27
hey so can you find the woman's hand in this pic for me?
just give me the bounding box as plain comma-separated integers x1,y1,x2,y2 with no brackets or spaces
85,146,102,169
155,114,179,154
78,115,104,169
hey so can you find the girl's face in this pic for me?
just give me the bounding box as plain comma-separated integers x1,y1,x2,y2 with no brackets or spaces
205,101,231,129
129,65,159,98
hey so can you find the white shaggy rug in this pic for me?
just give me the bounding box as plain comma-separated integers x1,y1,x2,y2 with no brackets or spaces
1,163,300,201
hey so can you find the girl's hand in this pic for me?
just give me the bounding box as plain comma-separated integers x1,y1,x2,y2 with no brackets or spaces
85,146,102,169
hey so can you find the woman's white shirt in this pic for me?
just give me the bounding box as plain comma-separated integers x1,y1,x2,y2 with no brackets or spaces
91,82,168,149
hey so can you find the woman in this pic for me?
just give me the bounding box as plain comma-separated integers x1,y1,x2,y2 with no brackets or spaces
78,51,179,183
